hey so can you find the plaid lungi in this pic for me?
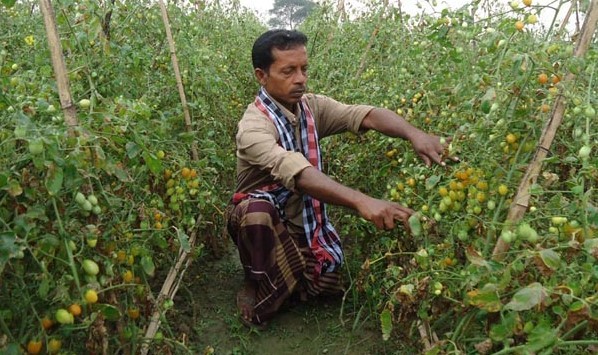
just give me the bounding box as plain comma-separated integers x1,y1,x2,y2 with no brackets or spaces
227,198,344,324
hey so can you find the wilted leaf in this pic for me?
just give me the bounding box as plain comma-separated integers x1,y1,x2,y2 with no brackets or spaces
45,164,63,196
465,246,489,268
465,283,502,312
538,249,561,270
504,282,547,311
7,179,23,197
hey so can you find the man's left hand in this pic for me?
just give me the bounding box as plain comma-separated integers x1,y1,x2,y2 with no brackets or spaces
411,132,459,167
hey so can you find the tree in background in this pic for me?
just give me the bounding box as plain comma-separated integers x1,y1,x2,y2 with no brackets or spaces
268,0,317,29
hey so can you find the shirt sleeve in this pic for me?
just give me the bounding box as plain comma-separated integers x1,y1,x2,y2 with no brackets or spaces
236,108,312,192
306,94,376,138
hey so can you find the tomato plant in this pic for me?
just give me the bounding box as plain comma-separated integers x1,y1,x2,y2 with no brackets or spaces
1,0,596,353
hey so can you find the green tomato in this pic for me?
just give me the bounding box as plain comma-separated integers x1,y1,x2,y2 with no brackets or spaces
55,309,74,324
79,99,91,109
82,200,93,211
517,223,538,242
500,230,515,243
82,259,100,276
551,216,567,225
578,145,591,160
92,205,101,215
87,195,98,205
75,192,87,205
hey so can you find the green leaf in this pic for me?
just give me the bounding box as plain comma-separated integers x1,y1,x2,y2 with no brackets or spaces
0,232,24,273
1,0,17,8
380,308,393,341
408,213,422,237
38,277,50,298
125,141,142,159
525,319,557,352
504,282,546,311
45,164,63,196
143,151,163,175
140,256,155,277
176,228,190,253
425,175,441,190
0,173,7,189
97,304,122,321
538,249,561,270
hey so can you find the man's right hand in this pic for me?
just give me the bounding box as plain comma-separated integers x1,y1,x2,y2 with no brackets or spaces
356,197,415,231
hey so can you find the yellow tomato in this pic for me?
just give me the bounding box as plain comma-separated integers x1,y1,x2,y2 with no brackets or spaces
26,340,42,354
84,289,99,304
68,303,82,317
498,184,509,196
123,270,134,283
128,308,141,319
48,339,62,354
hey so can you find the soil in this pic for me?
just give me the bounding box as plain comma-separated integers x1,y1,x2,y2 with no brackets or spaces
161,244,406,355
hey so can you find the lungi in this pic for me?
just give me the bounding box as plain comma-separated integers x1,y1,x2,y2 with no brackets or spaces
227,198,344,324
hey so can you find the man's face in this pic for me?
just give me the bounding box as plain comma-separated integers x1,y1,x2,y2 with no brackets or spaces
255,45,308,111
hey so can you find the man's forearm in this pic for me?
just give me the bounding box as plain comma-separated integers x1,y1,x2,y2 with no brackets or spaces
294,166,367,210
360,108,425,141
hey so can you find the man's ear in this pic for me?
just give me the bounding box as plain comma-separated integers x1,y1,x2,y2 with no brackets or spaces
255,68,268,86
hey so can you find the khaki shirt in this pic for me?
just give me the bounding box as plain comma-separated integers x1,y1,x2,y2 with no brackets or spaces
235,93,374,233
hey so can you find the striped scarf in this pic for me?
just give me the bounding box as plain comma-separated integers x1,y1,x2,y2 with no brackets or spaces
249,87,344,276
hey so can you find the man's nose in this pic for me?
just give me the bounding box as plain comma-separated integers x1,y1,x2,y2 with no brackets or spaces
294,70,307,84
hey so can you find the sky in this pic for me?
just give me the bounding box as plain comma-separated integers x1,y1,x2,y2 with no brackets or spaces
237,0,576,31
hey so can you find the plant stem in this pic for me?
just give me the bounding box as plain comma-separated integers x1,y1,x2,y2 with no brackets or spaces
52,197,82,295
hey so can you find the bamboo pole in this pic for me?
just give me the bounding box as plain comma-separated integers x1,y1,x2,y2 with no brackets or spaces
492,0,598,260
158,0,199,162
140,217,201,355
140,3,202,351
39,0,79,135
355,26,380,79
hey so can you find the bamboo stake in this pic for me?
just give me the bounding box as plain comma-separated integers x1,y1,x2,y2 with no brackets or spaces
140,217,201,355
140,4,203,351
158,0,199,162
355,26,380,79
492,0,598,260
39,0,79,135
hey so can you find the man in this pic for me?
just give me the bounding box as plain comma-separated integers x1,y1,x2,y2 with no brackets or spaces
228,29,453,329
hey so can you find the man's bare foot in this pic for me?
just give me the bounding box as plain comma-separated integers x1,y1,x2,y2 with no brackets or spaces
236,280,268,330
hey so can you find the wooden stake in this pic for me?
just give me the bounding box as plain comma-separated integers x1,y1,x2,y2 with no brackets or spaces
158,0,199,162
140,217,201,355
355,26,380,79
39,0,79,135
140,4,203,352
492,0,598,260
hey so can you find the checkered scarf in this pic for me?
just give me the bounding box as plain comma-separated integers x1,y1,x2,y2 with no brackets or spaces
251,87,343,275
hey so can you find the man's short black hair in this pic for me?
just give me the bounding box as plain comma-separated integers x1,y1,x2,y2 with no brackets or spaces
252,29,308,71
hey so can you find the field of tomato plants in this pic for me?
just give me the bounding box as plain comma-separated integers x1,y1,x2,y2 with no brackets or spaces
1,0,597,354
